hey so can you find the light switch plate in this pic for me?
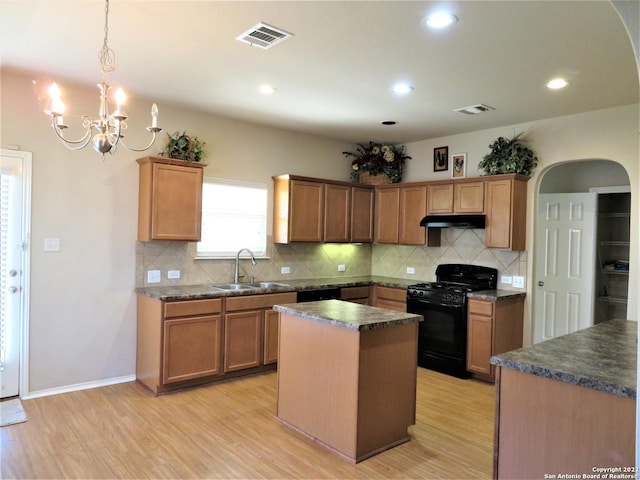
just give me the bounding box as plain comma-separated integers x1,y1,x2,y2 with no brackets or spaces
407,267,415,274
167,270,180,279
337,264,346,272
44,237,61,252
281,266,291,274
501,275,513,285
147,270,161,283
512,275,525,288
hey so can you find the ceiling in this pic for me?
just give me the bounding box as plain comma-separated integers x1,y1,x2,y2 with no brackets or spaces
1,1,638,144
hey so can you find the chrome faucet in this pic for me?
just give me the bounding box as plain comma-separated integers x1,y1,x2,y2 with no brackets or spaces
234,248,257,283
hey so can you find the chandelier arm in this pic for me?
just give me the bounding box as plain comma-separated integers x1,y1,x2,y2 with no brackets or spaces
49,118,94,150
119,129,162,152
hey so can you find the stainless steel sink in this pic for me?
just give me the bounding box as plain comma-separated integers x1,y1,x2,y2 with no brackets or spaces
247,281,290,288
213,283,259,291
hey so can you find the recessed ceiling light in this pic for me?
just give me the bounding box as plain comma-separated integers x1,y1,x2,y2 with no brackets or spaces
391,83,414,95
381,120,397,126
425,12,458,29
257,84,277,96
546,78,570,90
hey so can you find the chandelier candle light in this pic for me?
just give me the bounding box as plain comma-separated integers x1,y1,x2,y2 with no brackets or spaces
44,0,161,158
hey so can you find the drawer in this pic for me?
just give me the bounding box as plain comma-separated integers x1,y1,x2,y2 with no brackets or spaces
225,292,297,312
340,286,370,300
375,286,407,302
164,298,222,318
468,299,494,316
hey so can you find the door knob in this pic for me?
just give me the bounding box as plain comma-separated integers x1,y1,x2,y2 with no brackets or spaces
8,286,19,294
9,269,18,277
537,281,544,287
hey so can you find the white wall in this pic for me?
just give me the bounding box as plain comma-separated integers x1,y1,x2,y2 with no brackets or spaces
2,66,638,394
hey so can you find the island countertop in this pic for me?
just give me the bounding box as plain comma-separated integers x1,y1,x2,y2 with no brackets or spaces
491,319,637,399
273,299,422,331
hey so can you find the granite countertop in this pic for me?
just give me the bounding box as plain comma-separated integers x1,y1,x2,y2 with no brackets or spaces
273,299,422,331
136,276,415,301
467,289,526,301
491,319,637,399
136,276,523,301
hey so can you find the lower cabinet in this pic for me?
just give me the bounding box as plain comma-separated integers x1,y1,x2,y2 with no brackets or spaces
136,291,295,394
371,285,407,312
467,296,524,382
340,285,370,305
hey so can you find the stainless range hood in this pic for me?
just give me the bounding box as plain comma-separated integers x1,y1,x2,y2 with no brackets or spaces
420,214,486,229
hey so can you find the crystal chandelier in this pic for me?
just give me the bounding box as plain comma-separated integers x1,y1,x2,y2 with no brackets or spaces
44,0,161,158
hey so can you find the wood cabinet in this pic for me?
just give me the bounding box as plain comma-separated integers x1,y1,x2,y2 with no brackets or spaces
374,184,427,245
137,156,206,242
137,295,222,393
273,175,372,244
484,175,528,250
136,291,295,394
467,296,524,381
340,285,370,305
225,292,297,371
371,285,406,312
350,186,374,243
427,181,484,214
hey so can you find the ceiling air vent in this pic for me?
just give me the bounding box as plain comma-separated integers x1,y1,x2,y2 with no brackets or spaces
454,104,495,115
236,23,293,49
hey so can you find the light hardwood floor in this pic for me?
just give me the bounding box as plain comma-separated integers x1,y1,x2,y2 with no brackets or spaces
1,368,495,479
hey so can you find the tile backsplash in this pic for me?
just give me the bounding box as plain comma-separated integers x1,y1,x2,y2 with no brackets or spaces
136,228,526,289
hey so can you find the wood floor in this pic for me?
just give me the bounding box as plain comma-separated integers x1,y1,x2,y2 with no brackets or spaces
1,368,495,479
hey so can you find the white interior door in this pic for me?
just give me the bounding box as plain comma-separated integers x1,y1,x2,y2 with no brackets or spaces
533,193,597,344
0,150,31,398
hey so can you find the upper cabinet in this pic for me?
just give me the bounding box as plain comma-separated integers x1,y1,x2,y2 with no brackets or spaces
137,156,206,242
273,175,373,244
374,184,429,245
484,175,528,250
427,180,484,214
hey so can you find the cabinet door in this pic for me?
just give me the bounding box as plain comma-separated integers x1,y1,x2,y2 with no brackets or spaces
467,313,493,376
289,180,324,242
139,161,204,241
399,185,427,245
324,183,350,242
485,179,513,249
374,187,400,243
263,309,280,365
427,184,454,214
372,286,406,312
455,182,484,213
224,310,262,372
162,315,222,384
350,186,374,243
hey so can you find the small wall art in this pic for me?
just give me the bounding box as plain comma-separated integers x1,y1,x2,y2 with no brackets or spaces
451,153,467,178
434,146,448,171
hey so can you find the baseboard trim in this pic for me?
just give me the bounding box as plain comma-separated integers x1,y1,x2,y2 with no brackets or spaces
22,374,136,400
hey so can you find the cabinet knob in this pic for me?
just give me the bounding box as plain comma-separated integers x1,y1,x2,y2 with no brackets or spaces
537,281,544,287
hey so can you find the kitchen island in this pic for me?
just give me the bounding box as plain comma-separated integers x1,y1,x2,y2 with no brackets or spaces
273,300,422,463
491,319,636,479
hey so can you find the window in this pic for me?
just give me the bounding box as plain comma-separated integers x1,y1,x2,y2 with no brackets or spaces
197,178,268,257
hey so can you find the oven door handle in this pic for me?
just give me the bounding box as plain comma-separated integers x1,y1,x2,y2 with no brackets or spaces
410,299,464,309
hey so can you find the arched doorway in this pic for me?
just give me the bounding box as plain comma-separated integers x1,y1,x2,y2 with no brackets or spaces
533,159,631,344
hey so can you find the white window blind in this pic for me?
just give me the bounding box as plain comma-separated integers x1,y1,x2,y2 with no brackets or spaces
0,174,10,371
197,178,267,257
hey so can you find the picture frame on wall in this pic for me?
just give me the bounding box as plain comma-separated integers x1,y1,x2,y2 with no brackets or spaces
451,153,467,178
434,146,448,171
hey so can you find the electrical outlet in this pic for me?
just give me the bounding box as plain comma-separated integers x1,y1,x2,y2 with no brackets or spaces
147,270,161,284
168,270,181,279
501,275,513,285
337,264,346,272
512,275,525,288
407,267,415,274
281,266,291,274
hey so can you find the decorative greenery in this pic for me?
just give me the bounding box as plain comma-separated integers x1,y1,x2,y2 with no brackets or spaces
478,132,538,176
162,131,206,162
342,142,411,183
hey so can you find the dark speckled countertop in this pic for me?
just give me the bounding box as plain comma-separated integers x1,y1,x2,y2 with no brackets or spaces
491,319,637,399
273,299,422,331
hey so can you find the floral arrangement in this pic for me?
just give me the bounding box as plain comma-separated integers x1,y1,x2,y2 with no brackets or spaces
478,132,537,177
343,142,411,183
162,131,206,162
